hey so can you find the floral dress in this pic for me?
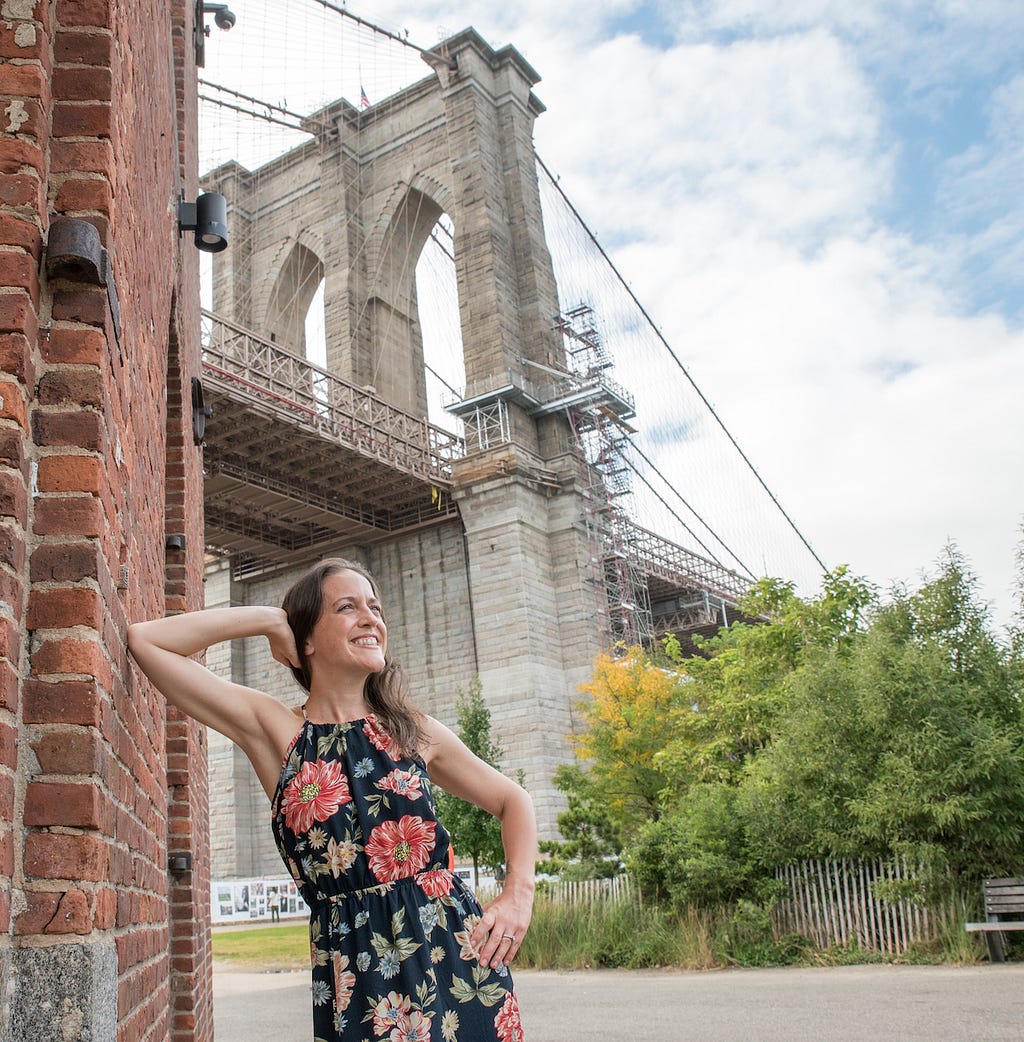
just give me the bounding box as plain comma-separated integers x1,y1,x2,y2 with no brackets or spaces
271,714,524,1042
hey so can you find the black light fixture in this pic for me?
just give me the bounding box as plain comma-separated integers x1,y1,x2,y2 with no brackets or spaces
178,191,228,253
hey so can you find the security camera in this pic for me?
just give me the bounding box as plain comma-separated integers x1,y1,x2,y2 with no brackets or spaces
213,7,235,30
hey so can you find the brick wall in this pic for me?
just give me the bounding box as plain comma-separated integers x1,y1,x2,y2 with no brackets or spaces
0,2,209,1039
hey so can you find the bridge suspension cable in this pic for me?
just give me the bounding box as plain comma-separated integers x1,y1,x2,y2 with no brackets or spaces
535,152,828,577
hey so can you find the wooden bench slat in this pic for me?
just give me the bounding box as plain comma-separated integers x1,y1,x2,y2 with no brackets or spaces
965,922,1024,932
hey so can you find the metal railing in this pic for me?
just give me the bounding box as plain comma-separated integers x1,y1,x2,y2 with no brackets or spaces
201,310,464,483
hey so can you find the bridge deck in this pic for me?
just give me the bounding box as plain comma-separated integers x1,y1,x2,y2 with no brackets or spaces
201,311,462,572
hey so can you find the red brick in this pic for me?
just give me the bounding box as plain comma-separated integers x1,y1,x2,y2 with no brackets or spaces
52,101,111,139
45,888,91,934
0,569,23,615
13,890,60,935
0,63,47,99
0,24,47,63
30,541,99,583
1,97,46,140
0,215,43,259
0,660,16,713
50,138,114,178
30,728,103,774
0,256,38,306
94,885,115,928
0,137,45,178
0,524,25,574
0,772,12,818
54,176,111,213
0,174,43,209
0,618,20,663
27,586,101,630
0,425,25,470
24,780,106,828
0,888,8,934
36,454,102,494
30,638,113,690
54,31,113,66
41,325,104,364
0,333,35,383
22,678,102,724
37,368,104,407
49,286,106,326
0,295,38,341
0,470,27,525
0,832,12,876
33,495,102,536
0,381,28,431
52,66,111,102
57,1,113,29
25,831,108,879
33,409,104,450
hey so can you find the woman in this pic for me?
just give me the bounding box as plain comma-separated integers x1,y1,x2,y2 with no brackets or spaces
128,558,535,1041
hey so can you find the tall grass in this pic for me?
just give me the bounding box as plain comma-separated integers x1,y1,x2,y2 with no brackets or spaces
517,895,721,970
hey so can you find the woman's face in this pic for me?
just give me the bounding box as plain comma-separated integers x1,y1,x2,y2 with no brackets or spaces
303,568,387,681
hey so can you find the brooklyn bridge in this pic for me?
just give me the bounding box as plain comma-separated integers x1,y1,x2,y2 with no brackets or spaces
195,13,824,868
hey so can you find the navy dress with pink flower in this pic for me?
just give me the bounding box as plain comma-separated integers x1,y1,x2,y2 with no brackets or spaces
271,714,524,1042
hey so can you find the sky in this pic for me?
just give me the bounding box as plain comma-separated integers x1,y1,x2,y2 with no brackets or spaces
204,1,1024,630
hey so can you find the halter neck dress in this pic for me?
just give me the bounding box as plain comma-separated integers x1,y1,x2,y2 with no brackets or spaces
271,713,524,1042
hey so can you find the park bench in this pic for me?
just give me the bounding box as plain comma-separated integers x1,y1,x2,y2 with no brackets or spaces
965,877,1024,962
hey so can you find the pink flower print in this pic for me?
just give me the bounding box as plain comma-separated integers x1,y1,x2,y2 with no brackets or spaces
494,990,524,1042
364,815,436,882
372,991,411,1037
417,869,454,899
363,714,400,759
376,768,423,801
332,951,356,1014
280,759,351,835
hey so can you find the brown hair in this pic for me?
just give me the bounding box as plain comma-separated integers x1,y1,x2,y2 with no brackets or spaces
281,557,427,757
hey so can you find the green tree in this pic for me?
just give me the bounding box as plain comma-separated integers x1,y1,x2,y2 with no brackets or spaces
656,569,874,790
435,678,506,887
742,548,1024,882
540,763,624,879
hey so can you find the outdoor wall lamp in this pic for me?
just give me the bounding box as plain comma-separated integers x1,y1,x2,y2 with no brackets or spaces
178,191,228,253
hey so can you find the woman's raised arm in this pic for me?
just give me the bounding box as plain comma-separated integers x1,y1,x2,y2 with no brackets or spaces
127,606,301,796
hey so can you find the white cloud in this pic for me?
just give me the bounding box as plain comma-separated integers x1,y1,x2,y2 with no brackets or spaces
210,2,1024,626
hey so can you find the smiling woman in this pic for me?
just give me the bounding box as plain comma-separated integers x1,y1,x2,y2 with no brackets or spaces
127,557,537,1042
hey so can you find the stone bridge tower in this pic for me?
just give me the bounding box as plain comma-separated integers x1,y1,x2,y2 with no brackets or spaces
201,29,602,864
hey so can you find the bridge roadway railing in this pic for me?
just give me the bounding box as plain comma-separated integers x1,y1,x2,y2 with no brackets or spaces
200,310,464,484
620,518,751,604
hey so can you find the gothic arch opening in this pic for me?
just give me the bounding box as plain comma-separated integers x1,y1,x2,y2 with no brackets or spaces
361,186,454,417
265,240,325,357
416,212,465,434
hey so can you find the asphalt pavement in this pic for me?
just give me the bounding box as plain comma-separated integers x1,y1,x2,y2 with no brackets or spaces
214,962,1024,1041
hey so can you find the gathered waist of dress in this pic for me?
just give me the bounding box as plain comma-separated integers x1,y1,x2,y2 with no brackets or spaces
308,867,470,909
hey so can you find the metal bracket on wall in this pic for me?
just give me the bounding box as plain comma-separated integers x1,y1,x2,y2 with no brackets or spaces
44,216,122,358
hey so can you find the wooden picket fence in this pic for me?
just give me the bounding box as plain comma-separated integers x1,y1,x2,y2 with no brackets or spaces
773,857,934,955
537,875,637,906
479,875,637,908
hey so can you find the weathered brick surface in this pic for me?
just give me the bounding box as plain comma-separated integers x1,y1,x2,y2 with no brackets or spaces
0,0,209,1036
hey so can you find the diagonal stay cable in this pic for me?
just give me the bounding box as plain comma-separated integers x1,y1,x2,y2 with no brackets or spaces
536,152,828,576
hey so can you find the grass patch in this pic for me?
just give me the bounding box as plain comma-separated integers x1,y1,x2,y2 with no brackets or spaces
517,897,720,970
212,924,310,971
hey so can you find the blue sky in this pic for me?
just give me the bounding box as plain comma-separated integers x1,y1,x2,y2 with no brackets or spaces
208,1,1024,627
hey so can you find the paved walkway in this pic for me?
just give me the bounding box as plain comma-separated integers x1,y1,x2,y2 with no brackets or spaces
214,963,1024,1041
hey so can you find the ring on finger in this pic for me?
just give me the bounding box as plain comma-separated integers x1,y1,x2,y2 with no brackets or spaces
502,933,515,942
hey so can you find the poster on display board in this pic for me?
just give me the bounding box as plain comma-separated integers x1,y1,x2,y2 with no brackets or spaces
211,878,306,924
